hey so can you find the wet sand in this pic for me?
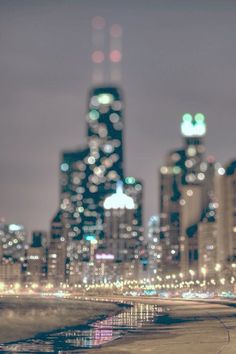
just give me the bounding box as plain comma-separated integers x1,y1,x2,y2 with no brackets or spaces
0,296,120,343
89,298,236,354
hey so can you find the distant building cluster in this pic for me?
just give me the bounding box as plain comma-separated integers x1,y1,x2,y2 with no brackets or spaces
1,85,236,287
0,227,46,285
158,112,236,280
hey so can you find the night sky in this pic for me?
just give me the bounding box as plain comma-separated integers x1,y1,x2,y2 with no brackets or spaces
1,0,236,235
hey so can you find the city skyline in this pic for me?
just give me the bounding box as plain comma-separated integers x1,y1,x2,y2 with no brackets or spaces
2,3,236,353
1,1,236,233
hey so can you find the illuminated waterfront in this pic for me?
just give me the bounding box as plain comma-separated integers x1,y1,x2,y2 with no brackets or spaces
0,300,161,353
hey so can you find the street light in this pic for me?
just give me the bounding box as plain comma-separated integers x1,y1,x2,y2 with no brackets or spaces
201,266,207,289
189,269,195,282
215,263,221,272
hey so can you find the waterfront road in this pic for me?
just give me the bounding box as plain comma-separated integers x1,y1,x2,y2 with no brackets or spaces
88,296,236,354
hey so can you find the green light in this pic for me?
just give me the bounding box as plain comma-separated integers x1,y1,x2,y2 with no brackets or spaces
85,234,96,242
181,112,206,137
194,113,205,123
89,109,99,120
60,163,69,172
125,176,136,184
182,113,192,122
173,166,181,174
97,93,114,105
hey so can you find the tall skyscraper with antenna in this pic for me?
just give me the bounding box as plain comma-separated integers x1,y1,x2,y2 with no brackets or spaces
50,18,143,284
60,86,125,262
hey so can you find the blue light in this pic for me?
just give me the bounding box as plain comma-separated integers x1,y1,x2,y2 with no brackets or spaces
61,163,69,172
85,235,96,242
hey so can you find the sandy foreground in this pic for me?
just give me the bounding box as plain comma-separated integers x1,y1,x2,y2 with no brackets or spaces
0,296,120,343
88,298,236,354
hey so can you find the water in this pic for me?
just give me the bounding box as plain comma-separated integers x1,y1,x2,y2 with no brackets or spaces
0,302,163,353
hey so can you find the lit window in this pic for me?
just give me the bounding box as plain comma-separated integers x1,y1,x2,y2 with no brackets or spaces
88,156,96,164
89,110,99,120
186,189,193,197
60,163,69,172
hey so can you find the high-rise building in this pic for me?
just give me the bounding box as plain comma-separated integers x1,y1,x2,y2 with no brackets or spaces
198,203,217,277
147,215,162,277
51,85,143,284
159,149,183,273
159,113,214,276
59,87,124,262
47,211,67,285
31,231,47,248
124,177,143,232
26,232,46,284
218,160,236,263
95,182,138,281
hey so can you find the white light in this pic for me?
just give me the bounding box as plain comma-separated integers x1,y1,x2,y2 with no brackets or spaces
187,147,196,157
104,182,135,210
88,156,96,164
181,113,206,137
218,167,225,175
29,255,39,260
185,159,193,168
96,254,115,260
160,166,168,174
9,224,23,232
200,162,208,172
186,189,193,197
97,93,113,105
198,172,205,180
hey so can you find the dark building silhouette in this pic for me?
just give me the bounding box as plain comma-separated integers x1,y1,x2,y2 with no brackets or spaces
51,86,143,283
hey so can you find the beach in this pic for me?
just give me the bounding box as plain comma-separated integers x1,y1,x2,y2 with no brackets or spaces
0,296,120,343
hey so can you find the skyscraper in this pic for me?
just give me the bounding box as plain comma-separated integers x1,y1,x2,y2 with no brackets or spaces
159,113,213,276
47,211,67,285
198,202,217,277
218,160,236,263
52,85,143,283
59,87,124,260
26,232,46,284
98,182,140,281
147,215,162,278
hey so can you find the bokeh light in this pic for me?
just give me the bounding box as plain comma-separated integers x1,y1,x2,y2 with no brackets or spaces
91,51,105,63
91,16,106,30
109,50,122,63
110,24,122,37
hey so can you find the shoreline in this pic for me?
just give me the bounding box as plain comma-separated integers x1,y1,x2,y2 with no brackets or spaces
0,295,122,344
88,298,236,354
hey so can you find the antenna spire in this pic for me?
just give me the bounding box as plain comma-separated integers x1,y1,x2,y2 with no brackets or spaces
91,16,106,84
91,18,122,84
109,24,122,83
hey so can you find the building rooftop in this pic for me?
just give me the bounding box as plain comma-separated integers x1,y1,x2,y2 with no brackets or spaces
103,182,135,210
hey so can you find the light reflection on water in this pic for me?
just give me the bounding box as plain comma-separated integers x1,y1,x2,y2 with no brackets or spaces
0,303,162,353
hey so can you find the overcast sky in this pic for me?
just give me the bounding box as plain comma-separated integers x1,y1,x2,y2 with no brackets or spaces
1,0,236,235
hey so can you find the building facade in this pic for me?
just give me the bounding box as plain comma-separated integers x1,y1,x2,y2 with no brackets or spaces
51,85,144,284
26,232,46,284
218,161,236,263
159,113,219,277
